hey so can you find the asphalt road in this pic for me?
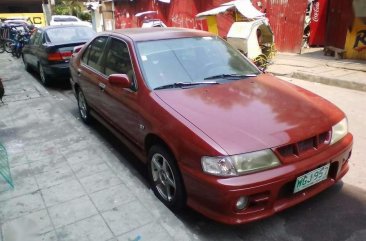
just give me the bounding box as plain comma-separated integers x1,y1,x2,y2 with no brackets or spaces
46,73,366,241
1,54,365,241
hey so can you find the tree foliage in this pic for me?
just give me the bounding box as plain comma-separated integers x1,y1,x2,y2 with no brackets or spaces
54,0,84,17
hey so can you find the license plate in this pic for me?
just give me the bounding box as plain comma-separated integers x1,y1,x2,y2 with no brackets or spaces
294,163,330,193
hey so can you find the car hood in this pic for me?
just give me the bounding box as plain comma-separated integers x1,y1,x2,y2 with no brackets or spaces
154,74,344,155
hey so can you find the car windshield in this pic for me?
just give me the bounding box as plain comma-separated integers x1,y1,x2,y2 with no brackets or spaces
46,26,95,44
136,36,260,90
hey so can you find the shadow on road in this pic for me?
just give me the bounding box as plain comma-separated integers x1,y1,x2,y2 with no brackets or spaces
28,69,71,90
87,119,366,241
174,182,366,241
85,116,366,241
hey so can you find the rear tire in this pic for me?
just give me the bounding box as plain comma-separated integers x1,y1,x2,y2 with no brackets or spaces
77,89,92,124
148,145,186,212
15,48,21,58
22,55,30,72
38,64,50,86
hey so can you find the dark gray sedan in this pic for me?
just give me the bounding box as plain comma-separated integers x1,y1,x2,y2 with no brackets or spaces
22,25,95,85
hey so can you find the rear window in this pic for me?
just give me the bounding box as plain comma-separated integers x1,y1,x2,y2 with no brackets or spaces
53,17,78,22
46,27,95,44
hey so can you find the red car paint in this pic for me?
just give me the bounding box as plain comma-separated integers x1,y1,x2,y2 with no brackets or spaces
70,28,352,224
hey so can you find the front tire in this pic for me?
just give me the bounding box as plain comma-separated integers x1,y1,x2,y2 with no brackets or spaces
4,41,13,53
148,145,186,211
77,89,92,124
0,42,5,54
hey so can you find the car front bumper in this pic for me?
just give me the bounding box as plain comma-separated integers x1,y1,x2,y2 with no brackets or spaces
180,133,353,225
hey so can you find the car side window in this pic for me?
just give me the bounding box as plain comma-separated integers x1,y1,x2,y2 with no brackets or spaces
104,38,135,88
104,39,133,75
81,44,92,64
83,36,108,73
31,30,42,45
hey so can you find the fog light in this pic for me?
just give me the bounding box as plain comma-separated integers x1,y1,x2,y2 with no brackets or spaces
236,196,249,210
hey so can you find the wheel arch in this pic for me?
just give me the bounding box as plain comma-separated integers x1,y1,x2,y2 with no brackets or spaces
145,133,173,157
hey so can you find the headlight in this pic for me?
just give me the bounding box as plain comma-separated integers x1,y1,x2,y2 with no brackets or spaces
201,149,280,177
330,117,348,145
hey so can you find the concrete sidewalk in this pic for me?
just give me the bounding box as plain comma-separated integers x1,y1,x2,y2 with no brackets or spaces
267,48,366,92
0,54,194,241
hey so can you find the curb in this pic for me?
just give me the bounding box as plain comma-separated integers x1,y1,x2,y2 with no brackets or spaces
291,72,366,92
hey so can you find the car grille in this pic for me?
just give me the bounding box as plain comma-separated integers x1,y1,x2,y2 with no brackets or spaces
276,131,331,159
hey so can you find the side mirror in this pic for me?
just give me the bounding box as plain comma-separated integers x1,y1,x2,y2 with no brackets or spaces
73,45,84,54
258,66,266,73
108,74,131,89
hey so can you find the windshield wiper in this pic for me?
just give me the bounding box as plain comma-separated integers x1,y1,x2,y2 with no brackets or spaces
204,73,257,80
154,81,219,90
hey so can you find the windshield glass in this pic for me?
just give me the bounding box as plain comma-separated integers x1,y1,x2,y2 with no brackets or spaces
136,36,260,90
46,26,95,44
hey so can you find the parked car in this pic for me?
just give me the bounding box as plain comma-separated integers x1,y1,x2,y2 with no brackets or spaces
141,19,167,28
69,28,353,225
22,25,95,85
50,15,92,28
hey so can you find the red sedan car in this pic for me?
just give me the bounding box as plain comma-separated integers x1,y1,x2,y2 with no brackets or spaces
69,28,353,225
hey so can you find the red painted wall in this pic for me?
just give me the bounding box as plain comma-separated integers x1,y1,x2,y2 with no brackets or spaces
252,0,308,53
113,0,307,53
325,0,354,49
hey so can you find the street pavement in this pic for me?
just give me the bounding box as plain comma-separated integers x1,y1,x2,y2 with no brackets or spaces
267,48,366,92
0,52,365,241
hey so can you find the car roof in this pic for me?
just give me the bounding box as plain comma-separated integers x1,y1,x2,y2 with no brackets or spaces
38,25,91,31
52,15,77,18
108,27,214,42
4,19,27,22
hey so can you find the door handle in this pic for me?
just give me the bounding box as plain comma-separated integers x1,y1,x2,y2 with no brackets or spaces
98,82,106,91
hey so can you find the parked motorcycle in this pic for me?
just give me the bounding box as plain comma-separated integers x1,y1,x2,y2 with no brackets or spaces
11,30,30,58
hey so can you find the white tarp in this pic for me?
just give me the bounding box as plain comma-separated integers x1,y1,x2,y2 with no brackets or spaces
135,11,157,17
196,0,264,20
196,5,234,19
234,0,265,19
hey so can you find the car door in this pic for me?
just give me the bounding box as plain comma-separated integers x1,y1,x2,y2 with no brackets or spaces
78,36,109,113
99,37,144,145
24,29,42,67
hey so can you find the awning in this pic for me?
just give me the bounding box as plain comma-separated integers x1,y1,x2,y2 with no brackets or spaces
135,11,157,18
196,5,234,20
196,0,264,20
234,0,265,19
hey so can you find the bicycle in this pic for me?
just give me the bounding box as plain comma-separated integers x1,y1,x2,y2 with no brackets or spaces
0,24,25,54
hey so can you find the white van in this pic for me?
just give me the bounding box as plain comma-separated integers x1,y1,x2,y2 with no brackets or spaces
50,15,92,28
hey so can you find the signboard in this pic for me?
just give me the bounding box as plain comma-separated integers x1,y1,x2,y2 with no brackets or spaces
309,0,328,46
345,18,366,59
0,13,46,27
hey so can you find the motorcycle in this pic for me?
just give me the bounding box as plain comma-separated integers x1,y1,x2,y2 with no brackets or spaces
11,29,30,58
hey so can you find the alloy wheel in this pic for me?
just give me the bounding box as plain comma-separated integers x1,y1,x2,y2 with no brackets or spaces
151,153,176,202
78,91,88,120
39,65,46,84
